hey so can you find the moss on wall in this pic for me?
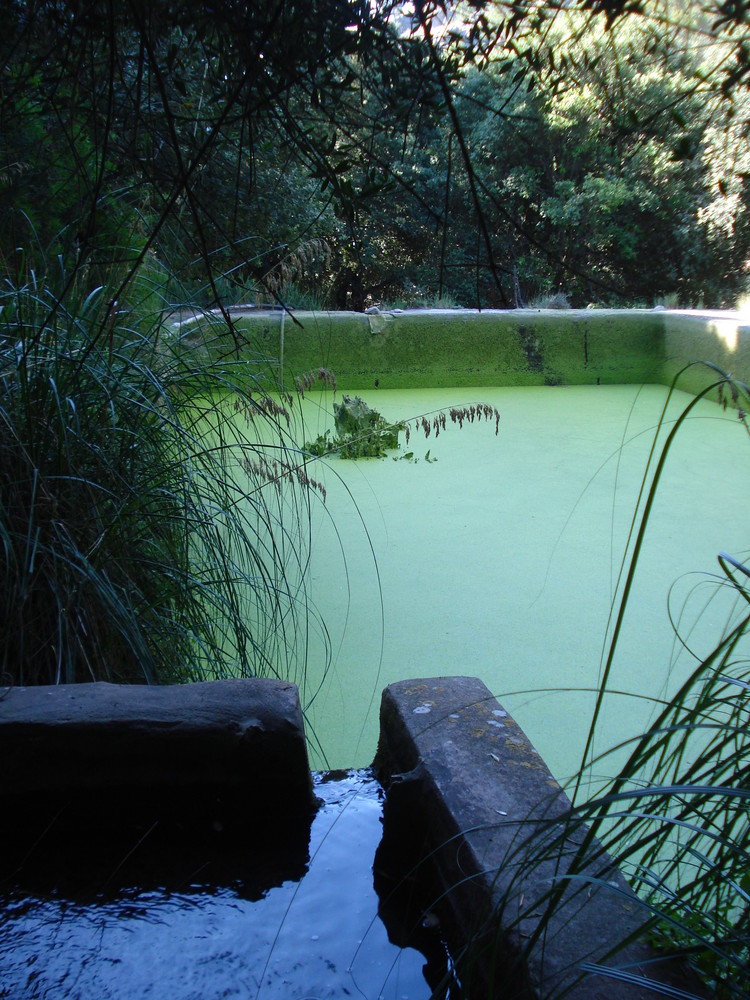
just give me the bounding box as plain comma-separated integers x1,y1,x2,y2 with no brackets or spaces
514,309,664,388
178,307,750,394
211,308,665,391
662,311,750,396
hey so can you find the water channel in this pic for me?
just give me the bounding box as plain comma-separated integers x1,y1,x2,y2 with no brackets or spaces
0,770,451,999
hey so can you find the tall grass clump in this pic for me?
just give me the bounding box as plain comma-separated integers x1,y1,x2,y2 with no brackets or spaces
0,261,324,689
427,367,750,998
559,367,750,997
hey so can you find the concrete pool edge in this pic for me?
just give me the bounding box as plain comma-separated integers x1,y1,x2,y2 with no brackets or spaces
375,675,707,999
175,306,750,394
0,678,315,839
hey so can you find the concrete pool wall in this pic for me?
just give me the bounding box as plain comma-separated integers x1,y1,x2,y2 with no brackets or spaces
183,306,750,393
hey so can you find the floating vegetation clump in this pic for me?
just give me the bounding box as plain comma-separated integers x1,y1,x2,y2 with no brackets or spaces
305,394,500,460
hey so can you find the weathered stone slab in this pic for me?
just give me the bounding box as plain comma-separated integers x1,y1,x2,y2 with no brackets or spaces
375,676,705,1000
0,679,314,847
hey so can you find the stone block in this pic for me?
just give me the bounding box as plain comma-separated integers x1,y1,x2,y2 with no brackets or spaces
375,676,706,999
0,679,314,858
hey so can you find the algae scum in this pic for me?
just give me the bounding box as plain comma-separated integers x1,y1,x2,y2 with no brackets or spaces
4,382,748,998
280,384,750,778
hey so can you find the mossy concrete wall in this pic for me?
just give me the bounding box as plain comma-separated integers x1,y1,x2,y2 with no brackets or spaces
218,307,664,390
181,306,750,393
662,309,750,396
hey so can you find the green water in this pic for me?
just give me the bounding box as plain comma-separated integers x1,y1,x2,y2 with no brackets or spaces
239,384,750,784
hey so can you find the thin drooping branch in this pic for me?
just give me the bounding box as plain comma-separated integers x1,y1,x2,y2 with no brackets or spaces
414,0,510,306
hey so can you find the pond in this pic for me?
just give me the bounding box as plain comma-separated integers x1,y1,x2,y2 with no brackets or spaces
4,381,746,999
272,384,750,782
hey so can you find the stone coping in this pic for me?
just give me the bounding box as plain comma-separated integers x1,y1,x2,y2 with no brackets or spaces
375,676,707,999
0,679,314,847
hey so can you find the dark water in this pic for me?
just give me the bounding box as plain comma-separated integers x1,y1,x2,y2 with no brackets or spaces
0,771,445,1000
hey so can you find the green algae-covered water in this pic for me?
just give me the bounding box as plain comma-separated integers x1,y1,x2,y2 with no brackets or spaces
241,384,750,784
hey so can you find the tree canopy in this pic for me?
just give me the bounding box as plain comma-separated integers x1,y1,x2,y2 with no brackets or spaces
2,0,750,310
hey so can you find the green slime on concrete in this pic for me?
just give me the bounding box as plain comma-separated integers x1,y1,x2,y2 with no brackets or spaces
190,307,666,390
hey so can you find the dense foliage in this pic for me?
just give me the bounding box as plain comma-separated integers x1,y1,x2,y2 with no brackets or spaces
0,267,320,687
2,1,750,309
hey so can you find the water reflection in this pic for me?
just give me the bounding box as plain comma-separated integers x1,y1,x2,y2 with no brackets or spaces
0,770,438,999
